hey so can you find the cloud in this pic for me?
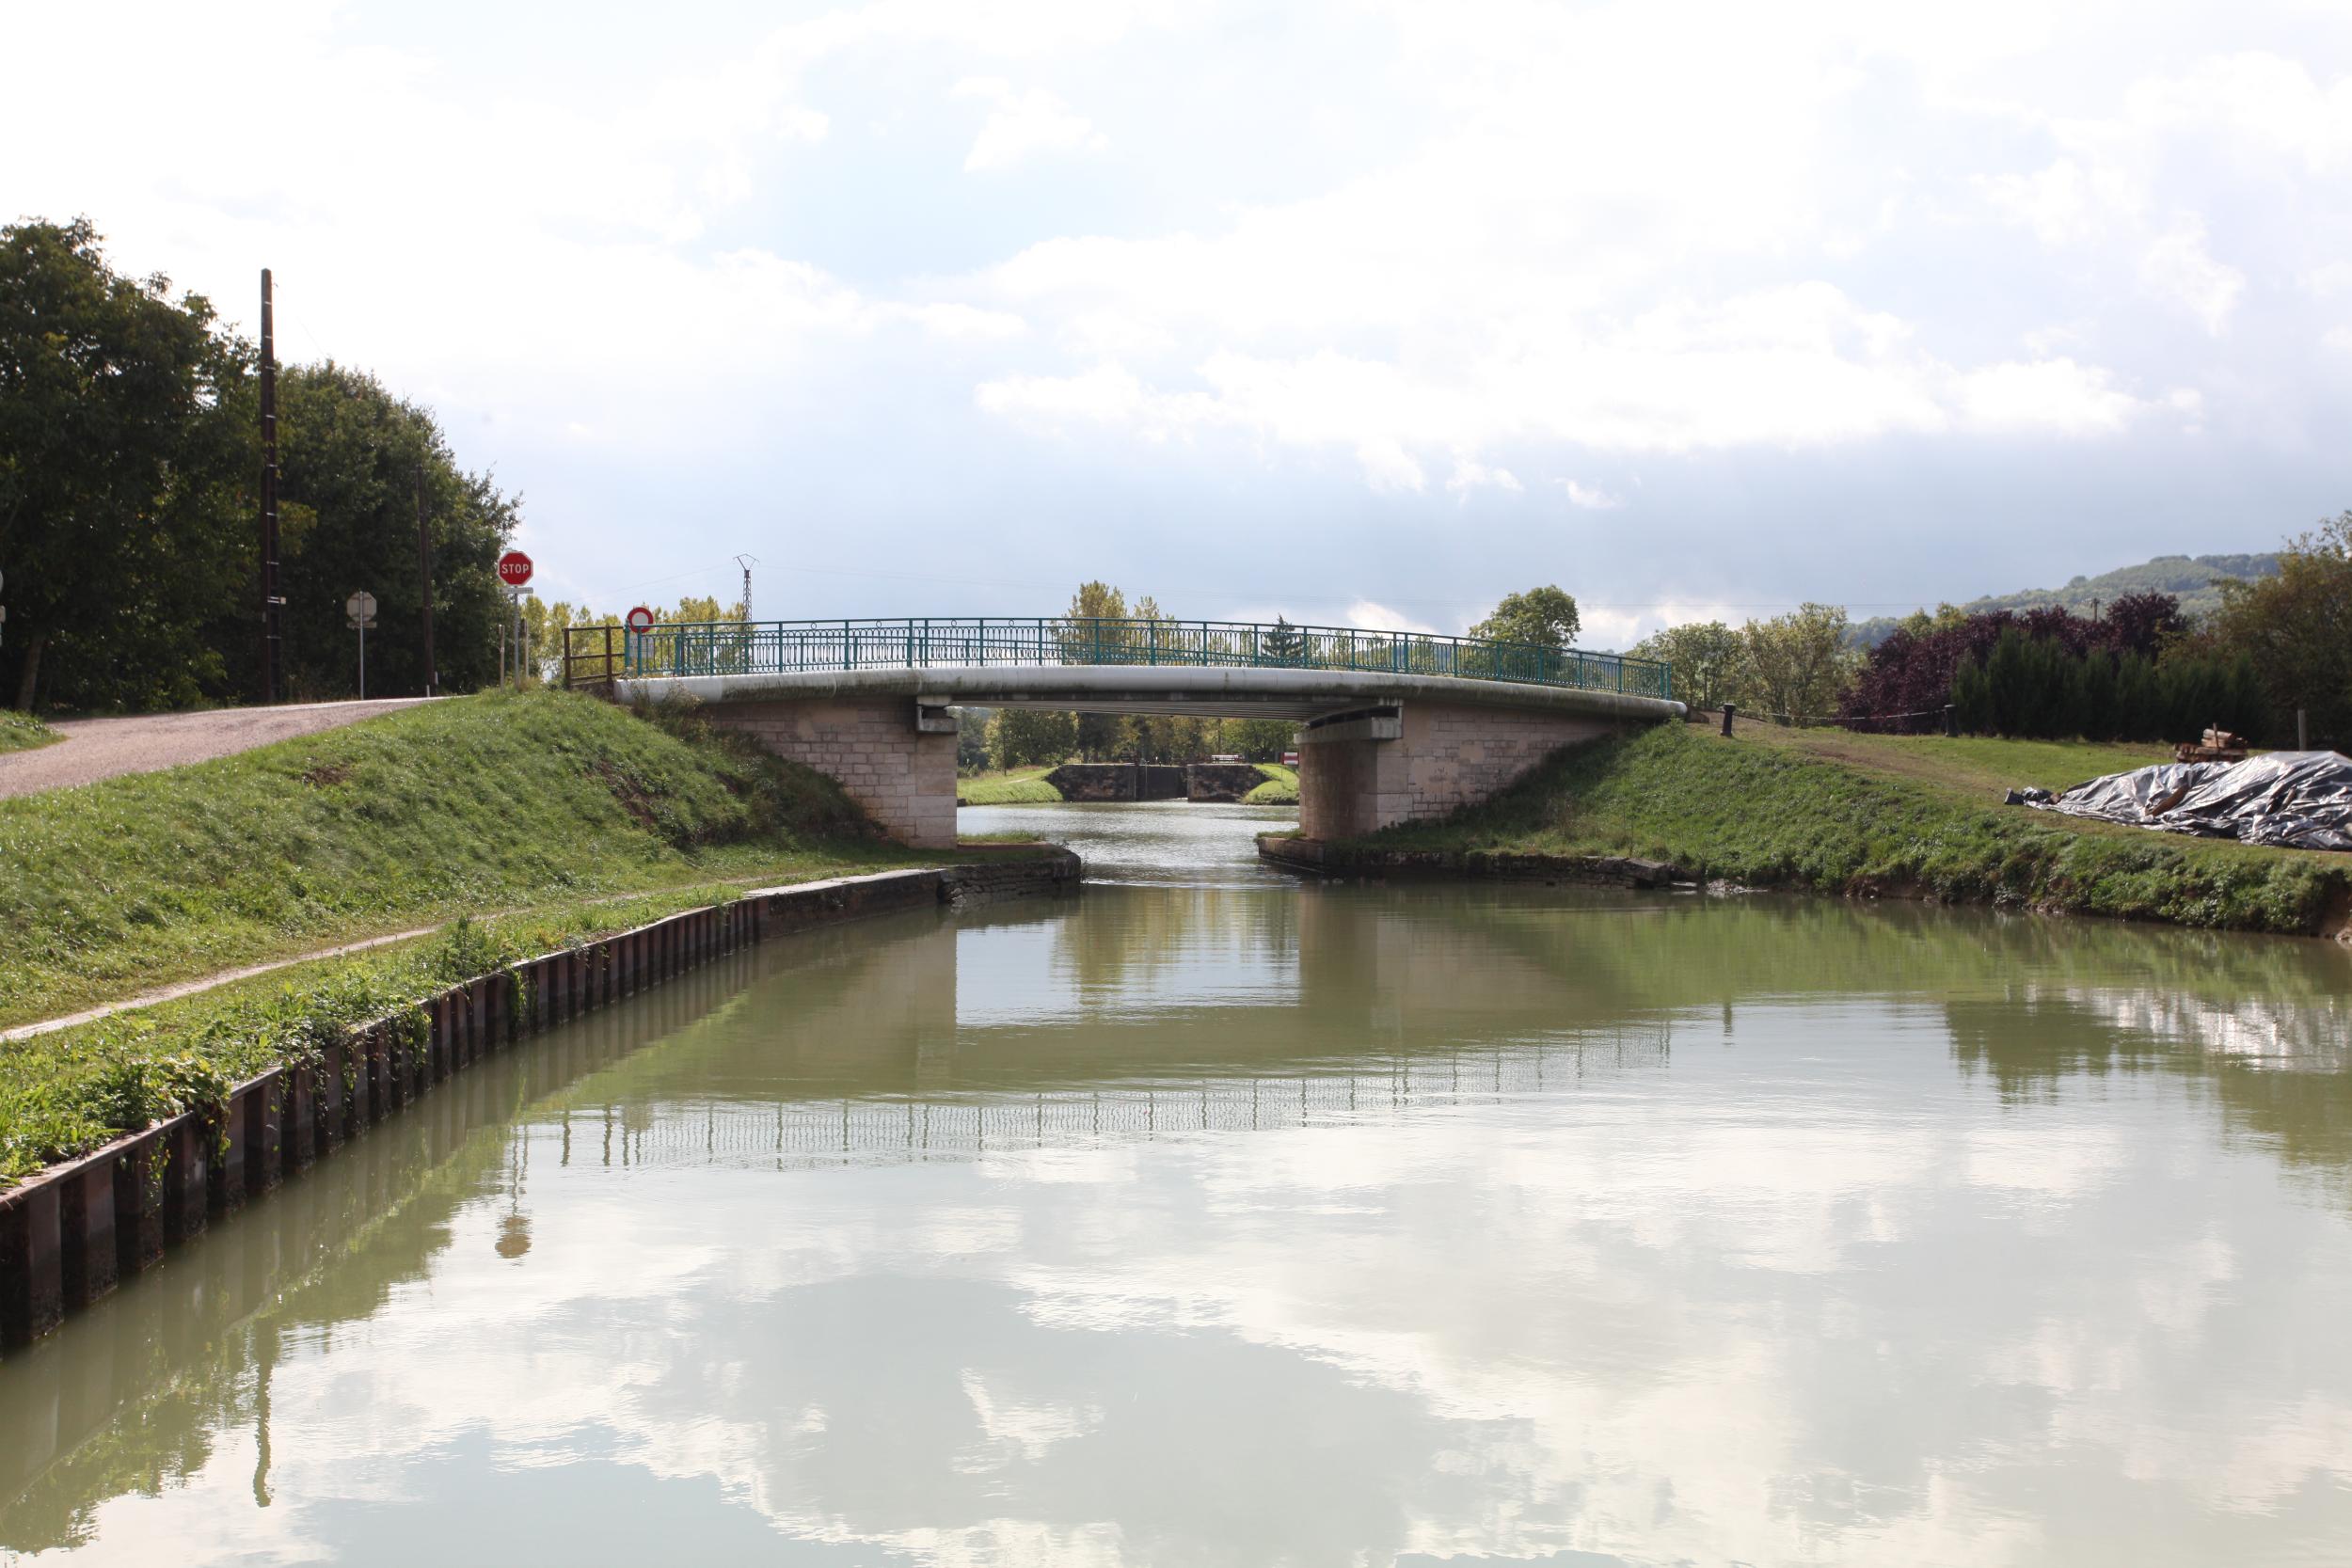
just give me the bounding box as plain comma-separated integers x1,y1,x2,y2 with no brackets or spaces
955,77,1109,171
2138,217,2247,335
1559,480,1622,511
1952,358,2150,436
1446,459,1523,496
1343,599,1444,635
893,302,1029,340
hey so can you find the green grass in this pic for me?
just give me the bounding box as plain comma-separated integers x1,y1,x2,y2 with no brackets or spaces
0,882,841,1183
0,710,61,752
1245,763,1299,804
957,766,1065,804
1365,722,2349,935
0,689,939,1031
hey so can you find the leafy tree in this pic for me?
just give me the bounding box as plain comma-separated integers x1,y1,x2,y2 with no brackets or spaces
990,707,1077,768
264,362,517,698
1947,632,2266,741
1629,620,1744,712
956,706,992,771
1224,717,1297,761
1839,595,2184,734
1740,603,1851,721
1469,585,1581,649
2213,511,2352,746
0,218,252,710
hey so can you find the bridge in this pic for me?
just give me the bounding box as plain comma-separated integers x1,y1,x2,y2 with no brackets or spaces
566,617,1681,847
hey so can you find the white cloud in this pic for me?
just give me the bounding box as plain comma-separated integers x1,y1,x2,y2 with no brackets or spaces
1953,358,2151,436
955,77,1109,172
894,302,1029,340
1343,599,1443,635
2139,216,2246,334
1559,479,1622,511
1979,157,2144,245
1446,458,1523,495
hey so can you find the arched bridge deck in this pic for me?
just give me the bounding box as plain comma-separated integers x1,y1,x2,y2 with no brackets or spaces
569,617,1682,847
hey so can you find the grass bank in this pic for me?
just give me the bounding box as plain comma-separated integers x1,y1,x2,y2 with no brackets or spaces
0,712,60,753
1245,764,1299,804
0,883,787,1182
0,689,937,1030
1359,721,2349,936
957,766,1062,805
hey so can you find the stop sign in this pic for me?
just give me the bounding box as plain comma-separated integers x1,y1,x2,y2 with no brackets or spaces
497,550,533,588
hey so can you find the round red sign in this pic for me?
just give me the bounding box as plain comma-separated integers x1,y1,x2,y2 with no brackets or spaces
625,605,655,634
496,550,533,588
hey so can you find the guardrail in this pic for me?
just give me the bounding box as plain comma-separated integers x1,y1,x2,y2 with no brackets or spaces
565,618,1674,701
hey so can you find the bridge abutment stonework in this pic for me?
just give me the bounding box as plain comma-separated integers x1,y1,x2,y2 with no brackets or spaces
706,697,959,849
1296,699,1617,840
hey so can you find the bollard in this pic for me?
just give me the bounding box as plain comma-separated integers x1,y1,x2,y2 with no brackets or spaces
1944,704,1958,737
1720,703,1736,737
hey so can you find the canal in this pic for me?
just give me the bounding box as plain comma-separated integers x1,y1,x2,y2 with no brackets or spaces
6,801,2352,1564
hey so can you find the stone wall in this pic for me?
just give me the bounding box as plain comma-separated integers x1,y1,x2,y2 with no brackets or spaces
1043,763,1187,802
1185,763,1265,802
1298,700,1623,839
707,698,958,848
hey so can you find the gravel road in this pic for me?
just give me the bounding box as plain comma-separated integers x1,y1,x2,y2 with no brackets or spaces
0,698,439,799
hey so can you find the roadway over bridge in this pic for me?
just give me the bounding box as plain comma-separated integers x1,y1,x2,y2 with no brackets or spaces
575,617,1681,847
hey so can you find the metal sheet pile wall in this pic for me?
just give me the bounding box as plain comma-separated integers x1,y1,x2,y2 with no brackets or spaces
0,855,1078,1351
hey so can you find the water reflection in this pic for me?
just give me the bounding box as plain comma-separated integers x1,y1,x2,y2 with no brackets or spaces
6,816,2352,1566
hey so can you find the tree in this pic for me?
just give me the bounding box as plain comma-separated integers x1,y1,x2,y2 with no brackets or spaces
990,707,1077,768
0,218,251,710
1629,620,1744,712
1224,717,1297,760
264,362,518,698
2214,511,2352,746
1740,603,1851,722
956,706,992,771
1469,585,1581,649
1263,616,1304,661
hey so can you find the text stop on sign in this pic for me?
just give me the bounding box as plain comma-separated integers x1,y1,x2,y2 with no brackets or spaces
497,550,533,588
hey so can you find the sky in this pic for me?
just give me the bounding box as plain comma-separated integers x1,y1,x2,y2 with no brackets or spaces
7,0,2351,648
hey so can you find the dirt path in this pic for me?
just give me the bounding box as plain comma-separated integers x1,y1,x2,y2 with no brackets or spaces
0,698,438,799
0,927,442,1043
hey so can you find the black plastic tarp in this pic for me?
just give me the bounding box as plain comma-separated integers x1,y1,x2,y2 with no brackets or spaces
2011,751,2352,851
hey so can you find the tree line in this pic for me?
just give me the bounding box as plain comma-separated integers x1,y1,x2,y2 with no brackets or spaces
1,219,519,711
1625,513,2349,747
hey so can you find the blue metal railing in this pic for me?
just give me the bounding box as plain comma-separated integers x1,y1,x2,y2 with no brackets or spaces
610,617,1674,702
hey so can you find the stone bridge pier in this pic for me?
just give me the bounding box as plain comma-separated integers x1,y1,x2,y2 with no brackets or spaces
622,667,1681,849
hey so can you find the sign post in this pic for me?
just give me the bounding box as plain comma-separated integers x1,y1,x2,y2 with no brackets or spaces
625,605,654,676
345,591,378,699
497,552,534,689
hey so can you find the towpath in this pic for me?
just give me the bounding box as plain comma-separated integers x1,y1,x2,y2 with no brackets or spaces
0,698,437,799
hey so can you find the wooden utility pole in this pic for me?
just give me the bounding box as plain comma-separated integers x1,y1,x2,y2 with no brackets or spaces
415,464,437,697
260,269,282,703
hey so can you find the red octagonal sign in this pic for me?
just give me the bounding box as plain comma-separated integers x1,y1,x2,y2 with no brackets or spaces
496,550,533,588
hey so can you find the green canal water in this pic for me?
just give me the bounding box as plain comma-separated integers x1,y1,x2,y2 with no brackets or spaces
7,801,2352,1565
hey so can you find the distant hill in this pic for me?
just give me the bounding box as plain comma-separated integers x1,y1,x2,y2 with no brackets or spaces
1850,552,2280,648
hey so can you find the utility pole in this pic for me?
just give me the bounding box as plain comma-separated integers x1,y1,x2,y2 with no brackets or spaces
735,554,758,620
260,269,282,703
415,464,437,697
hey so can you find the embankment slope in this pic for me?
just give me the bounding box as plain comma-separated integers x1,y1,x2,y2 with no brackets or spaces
1339,722,2349,935
0,689,917,1029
